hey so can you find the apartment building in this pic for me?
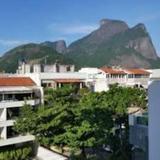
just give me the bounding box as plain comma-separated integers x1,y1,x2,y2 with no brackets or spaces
78,68,109,92
129,69,160,160
24,68,108,92
100,67,150,88
0,76,42,151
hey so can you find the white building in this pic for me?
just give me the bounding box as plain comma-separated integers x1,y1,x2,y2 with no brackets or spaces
0,76,42,149
24,72,87,90
79,67,150,91
148,69,160,81
100,67,150,88
16,62,75,74
17,66,151,93
79,68,109,92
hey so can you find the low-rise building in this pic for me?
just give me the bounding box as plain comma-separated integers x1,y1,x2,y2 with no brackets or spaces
100,66,150,88
0,76,42,153
16,62,75,74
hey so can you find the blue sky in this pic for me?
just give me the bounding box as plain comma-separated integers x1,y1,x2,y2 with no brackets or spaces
0,0,160,55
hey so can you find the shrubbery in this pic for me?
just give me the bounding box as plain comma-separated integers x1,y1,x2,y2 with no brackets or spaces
0,146,32,160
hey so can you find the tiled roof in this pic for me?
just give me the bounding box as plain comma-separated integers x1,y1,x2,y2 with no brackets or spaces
100,67,150,75
0,77,36,86
100,67,126,74
125,69,150,75
54,79,83,83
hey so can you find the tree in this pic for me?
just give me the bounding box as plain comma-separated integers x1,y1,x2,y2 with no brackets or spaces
14,85,147,160
13,104,37,135
57,105,113,158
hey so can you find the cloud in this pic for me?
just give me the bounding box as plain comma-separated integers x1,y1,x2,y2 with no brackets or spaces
0,39,28,47
61,25,98,34
48,23,98,35
136,12,160,23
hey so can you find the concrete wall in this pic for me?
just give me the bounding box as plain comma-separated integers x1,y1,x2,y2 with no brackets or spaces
44,65,57,72
148,80,160,160
94,79,109,92
33,64,41,73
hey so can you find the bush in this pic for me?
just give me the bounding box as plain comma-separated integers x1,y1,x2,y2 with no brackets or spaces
0,146,32,160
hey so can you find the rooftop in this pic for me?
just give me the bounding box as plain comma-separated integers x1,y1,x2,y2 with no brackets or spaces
100,67,150,75
100,67,126,74
0,77,35,86
125,69,150,75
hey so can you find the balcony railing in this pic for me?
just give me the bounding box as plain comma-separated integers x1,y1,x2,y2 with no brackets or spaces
0,99,40,108
106,77,149,86
0,120,15,127
0,135,35,147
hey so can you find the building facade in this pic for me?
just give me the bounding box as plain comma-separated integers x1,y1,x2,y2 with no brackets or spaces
16,62,75,74
148,80,160,160
0,76,42,151
100,67,150,88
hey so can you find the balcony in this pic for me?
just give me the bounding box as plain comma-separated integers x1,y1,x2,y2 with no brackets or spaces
0,135,35,147
107,78,127,85
0,120,15,127
106,77,149,88
126,78,149,87
0,99,40,108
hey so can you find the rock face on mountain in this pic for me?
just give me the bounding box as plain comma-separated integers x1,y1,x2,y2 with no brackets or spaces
41,40,67,54
67,19,159,68
68,19,129,56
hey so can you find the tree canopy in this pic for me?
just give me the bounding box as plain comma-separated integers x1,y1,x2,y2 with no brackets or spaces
14,84,147,159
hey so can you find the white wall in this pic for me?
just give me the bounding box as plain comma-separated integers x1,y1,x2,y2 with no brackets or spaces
148,80,160,160
94,79,109,92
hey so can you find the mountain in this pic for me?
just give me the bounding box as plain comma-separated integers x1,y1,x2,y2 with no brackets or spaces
67,19,159,68
0,43,73,73
0,18,159,73
41,40,67,54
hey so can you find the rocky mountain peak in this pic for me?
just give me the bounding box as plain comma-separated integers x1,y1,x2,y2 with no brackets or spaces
99,19,111,26
41,40,67,54
68,18,159,68
54,40,67,54
99,18,129,31
133,23,147,31
91,18,129,42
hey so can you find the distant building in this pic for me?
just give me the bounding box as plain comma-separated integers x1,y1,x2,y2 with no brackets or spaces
79,68,109,92
16,64,151,92
25,72,87,90
16,62,75,74
100,66,150,88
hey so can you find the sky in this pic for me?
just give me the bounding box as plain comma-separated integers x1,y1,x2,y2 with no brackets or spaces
0,0,160,55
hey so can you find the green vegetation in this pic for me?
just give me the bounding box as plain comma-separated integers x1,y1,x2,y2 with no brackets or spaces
14,85,147,160
0,43,73,73
0,145,32,160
